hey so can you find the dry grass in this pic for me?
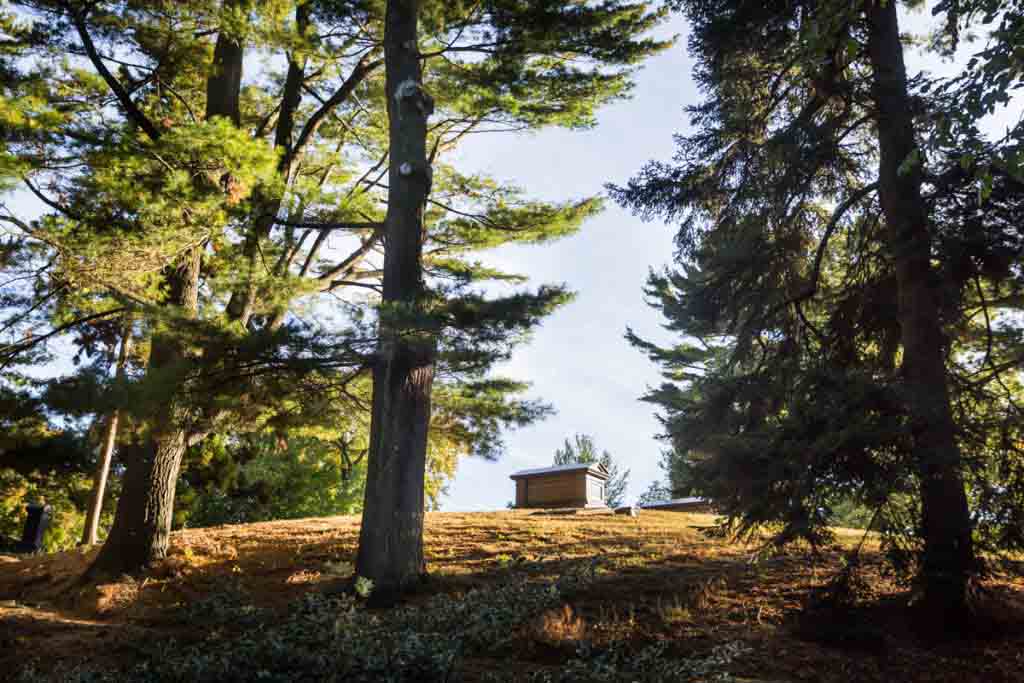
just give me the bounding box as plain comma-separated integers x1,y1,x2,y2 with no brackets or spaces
530,603,587,647
1,510,1022,681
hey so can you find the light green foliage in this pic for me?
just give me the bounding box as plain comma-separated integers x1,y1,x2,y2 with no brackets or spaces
42,118,277,301
176,427,369,528
432,379,554,460
1,0,671,547
353,575,374,598
0,469,93,553
244,436,367,518
0,385,104,552
421,1,671,130
829,499,878,531
173,371,543,524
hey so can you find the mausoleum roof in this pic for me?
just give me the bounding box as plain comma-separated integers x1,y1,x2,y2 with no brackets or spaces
509,462,609,480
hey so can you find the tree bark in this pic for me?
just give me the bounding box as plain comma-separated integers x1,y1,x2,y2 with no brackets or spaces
87,251,200,576
356,0,436,603
865,0,975,626
80,322,132,546
86,424,187,573
204,0,244,128
226,2,308,326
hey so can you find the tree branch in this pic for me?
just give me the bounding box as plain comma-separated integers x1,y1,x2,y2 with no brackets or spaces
759,182,879,325
0,306,128,369
23,178,79,220
68,5,162,142
320,230,384,285
290,54,383,163
274,218,383,231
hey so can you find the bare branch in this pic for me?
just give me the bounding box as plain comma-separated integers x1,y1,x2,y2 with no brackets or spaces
67,5,162,141
23,178,79,220
320,230,384,285
290,54,383,163
0,306,128,369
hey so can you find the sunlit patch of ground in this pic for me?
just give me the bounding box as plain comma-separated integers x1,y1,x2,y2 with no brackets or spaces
1,510,1022,681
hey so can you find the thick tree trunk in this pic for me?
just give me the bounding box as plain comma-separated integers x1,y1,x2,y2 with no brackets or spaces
87,2,246,577
86,422,187,574
865,0,975,626
80,323,132,546
87,252,200,576
204,0,243,128
356,0,436,603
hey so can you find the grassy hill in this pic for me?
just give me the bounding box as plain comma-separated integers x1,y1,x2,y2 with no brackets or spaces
1,510,1022,681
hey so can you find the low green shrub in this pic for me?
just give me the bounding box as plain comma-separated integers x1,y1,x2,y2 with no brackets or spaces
483,641,749,682
16,561,746,682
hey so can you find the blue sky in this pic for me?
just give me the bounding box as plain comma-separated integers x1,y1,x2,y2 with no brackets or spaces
3,4,1020,512
441,6,1024,511
442,15,690,509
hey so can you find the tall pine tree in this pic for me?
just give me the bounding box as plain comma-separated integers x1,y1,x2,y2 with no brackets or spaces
613,0,1023,628
355,0,436,600
1,0,668,577
355,0,669,599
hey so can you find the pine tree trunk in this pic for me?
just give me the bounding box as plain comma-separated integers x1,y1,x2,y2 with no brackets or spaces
87,5,242,577
225,3,307,326
86,423,187,574
204,0,243,128
87,331,194,575
87,252,200,577
865,0,974,626
356,0,436,603
81,323,131,546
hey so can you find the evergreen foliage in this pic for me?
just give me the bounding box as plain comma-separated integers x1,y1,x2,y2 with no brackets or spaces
634,448,698,507
0,0,668,571
0,375,118,551
612,0,1023,621
635,480,671,507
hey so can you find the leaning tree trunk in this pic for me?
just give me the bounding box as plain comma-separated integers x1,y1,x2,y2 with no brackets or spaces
356,0,436,603
86,421,188,574
81,321,132,546
865,0,975,625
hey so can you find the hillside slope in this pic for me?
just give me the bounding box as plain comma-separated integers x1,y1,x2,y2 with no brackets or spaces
1,511,1022,681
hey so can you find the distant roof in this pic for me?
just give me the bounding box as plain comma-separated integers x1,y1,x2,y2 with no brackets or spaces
510,462,609,480
639,497,707,509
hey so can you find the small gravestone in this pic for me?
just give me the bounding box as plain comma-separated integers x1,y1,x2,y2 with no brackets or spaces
0,504,52,554
20,504,51,552
614,505,638,517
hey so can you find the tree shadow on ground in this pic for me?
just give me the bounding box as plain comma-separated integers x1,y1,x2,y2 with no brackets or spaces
2,512,1023,682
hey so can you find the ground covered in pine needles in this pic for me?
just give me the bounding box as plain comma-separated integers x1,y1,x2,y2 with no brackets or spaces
1,511,1023,681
